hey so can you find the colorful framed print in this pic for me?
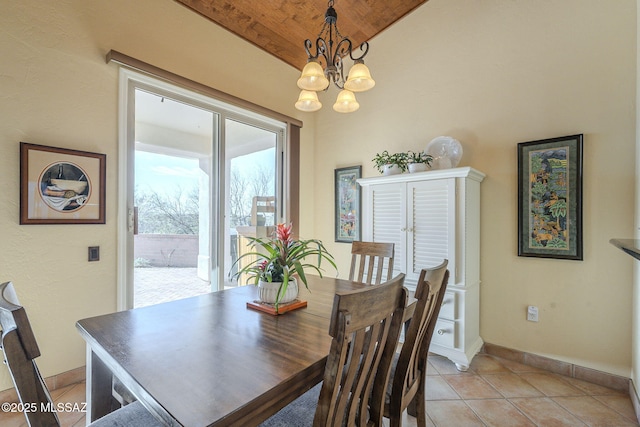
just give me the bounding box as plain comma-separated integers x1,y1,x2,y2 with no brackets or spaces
20,142,106,224
335,166,361,243
517,134,583,260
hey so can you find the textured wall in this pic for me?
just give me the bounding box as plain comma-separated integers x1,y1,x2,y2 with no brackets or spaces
0,0,306,391
311,0,636,377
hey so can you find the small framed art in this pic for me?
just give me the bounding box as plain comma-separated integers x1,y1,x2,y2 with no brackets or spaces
335,165,361,243
517,134,583,260
20,142,106,224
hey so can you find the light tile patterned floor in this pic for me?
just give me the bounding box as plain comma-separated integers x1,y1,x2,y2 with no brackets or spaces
405,353,639,427
1,353,637,426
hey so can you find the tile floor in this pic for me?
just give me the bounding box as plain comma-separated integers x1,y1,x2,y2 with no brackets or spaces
1,352,637,427
0,380,86,427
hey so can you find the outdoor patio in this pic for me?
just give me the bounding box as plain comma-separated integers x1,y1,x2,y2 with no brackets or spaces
134,267,213,307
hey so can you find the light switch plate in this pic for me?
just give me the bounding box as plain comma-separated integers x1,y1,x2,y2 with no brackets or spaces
88,246,100,262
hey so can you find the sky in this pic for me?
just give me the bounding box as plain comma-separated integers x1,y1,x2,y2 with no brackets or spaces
135,150,200,195
135,149,275,196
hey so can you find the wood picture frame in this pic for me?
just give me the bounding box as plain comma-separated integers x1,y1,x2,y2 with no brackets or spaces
335,165,361,243
517,134,583,260
20,142,106,224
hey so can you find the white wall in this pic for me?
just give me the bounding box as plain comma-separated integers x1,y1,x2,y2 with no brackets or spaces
307,0,636,377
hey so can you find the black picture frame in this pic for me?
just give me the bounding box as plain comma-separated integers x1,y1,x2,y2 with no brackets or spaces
335,166,361,243
20,142,106,224
517,134,583,260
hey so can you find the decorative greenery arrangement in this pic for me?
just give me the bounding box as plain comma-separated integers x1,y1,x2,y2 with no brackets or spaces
406,150,433,165
372,150,433,174
372,150,408,173
231,223,337,307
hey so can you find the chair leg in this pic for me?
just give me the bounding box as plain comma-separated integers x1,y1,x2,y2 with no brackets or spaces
389,410,402,427
407,396,417,417
414,397,427,427
387,399,404,427
413,374,427,427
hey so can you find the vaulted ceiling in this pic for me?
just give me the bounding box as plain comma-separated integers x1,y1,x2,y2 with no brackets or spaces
174,0,428,70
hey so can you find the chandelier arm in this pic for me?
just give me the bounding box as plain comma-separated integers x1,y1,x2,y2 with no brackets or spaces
303,38,331,68
332,38,353,63
332,55,345,89
329,38,353,88
316,38,331,69
303,39,315,59
349,41,370,62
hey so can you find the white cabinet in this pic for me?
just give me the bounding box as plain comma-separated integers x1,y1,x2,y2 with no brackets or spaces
358,167,485,370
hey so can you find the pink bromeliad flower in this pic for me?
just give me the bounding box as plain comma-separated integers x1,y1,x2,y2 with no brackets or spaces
275,223,293,245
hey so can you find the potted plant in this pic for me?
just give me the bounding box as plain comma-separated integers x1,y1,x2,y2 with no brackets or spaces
372,150,408,175
231,223,337,309
406,150,433,173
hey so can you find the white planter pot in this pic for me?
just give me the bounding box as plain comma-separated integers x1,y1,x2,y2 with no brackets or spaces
258,278,298,304
382,164,403,176
408,163,427,173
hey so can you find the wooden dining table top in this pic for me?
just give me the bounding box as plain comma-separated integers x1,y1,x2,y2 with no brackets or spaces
76,275,371,427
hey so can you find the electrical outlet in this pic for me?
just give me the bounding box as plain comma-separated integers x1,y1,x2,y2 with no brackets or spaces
527,305,539,322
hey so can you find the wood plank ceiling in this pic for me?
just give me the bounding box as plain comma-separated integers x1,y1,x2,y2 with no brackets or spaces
174,0,428,70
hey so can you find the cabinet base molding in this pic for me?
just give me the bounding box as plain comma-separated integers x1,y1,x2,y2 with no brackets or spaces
430,336,484,371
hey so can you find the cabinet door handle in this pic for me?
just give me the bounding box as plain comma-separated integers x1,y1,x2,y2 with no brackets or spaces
437,329,446,335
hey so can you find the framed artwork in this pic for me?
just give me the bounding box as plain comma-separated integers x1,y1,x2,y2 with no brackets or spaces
335,165,361,243
517,134,583,260
20,142,106,224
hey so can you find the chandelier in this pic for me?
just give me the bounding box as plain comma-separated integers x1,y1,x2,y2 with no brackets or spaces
295,0,375,113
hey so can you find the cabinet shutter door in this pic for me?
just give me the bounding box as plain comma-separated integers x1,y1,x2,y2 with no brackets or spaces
358,167,484,369
371,183,406,279
409,179,456,283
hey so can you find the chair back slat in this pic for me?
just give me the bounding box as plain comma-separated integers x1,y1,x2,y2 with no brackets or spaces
381,261,449,426
314,274,406,427
348,241,395,285
0,282,60,427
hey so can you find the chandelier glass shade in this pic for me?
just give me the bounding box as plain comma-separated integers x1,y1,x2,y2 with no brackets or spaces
333,89,360,113
297,61,329,92
294,90,322,112
295,0,375,113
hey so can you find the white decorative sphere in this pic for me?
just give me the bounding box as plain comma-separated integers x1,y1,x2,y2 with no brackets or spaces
425,136,463,170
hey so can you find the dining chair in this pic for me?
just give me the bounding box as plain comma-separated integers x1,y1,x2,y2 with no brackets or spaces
381,260,449,427
348,241,395,285
260,273,407,427
0,281,162,427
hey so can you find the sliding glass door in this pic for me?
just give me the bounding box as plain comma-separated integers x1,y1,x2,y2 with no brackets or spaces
119,70,286,309
133,88,215,307
223,118,281,288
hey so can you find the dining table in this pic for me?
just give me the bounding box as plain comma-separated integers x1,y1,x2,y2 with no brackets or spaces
76,275,375,427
